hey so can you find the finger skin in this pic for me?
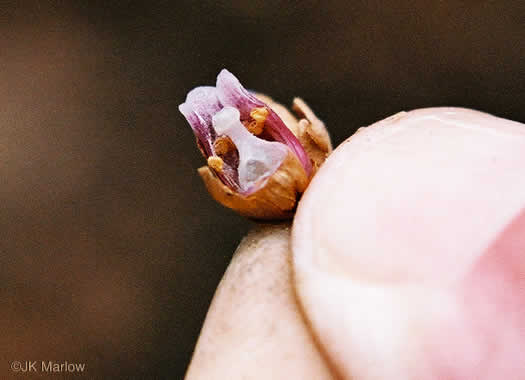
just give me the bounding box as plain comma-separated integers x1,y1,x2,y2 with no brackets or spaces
292,108,525,379
185,223,335,380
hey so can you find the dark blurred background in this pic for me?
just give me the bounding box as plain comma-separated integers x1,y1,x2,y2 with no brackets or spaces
1,1,524,378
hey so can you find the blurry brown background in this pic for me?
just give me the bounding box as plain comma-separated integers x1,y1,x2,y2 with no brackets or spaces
1,1,524,378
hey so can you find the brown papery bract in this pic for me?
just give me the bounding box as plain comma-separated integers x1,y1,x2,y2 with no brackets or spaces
199,150,308,219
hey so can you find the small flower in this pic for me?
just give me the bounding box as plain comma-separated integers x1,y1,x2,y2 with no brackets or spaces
179,69,331,219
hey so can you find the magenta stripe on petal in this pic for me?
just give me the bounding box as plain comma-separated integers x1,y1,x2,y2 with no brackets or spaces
178,86,222,156
216,69,312,175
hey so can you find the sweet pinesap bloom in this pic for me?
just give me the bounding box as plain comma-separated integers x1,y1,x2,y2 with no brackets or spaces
179,70,331,219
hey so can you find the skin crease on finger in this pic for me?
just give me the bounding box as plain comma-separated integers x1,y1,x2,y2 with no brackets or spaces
185,223,336,379
292,108,525,379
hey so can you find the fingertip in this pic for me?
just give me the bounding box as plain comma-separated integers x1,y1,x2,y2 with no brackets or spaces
292,107,525,379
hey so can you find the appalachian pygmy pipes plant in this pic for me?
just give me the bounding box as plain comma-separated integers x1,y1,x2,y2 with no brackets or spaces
179,69,332,219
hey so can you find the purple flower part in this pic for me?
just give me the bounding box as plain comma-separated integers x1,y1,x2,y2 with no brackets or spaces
179,86,241,190
178,86,222,157
215,70,260,118
179,70,312,194
216,69,312,175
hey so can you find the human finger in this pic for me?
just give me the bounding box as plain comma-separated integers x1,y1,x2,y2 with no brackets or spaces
292,108,525,379
186,223,335,379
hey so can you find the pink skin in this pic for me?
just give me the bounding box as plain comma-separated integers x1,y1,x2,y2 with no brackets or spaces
186,107,525,379
293,107,525,379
